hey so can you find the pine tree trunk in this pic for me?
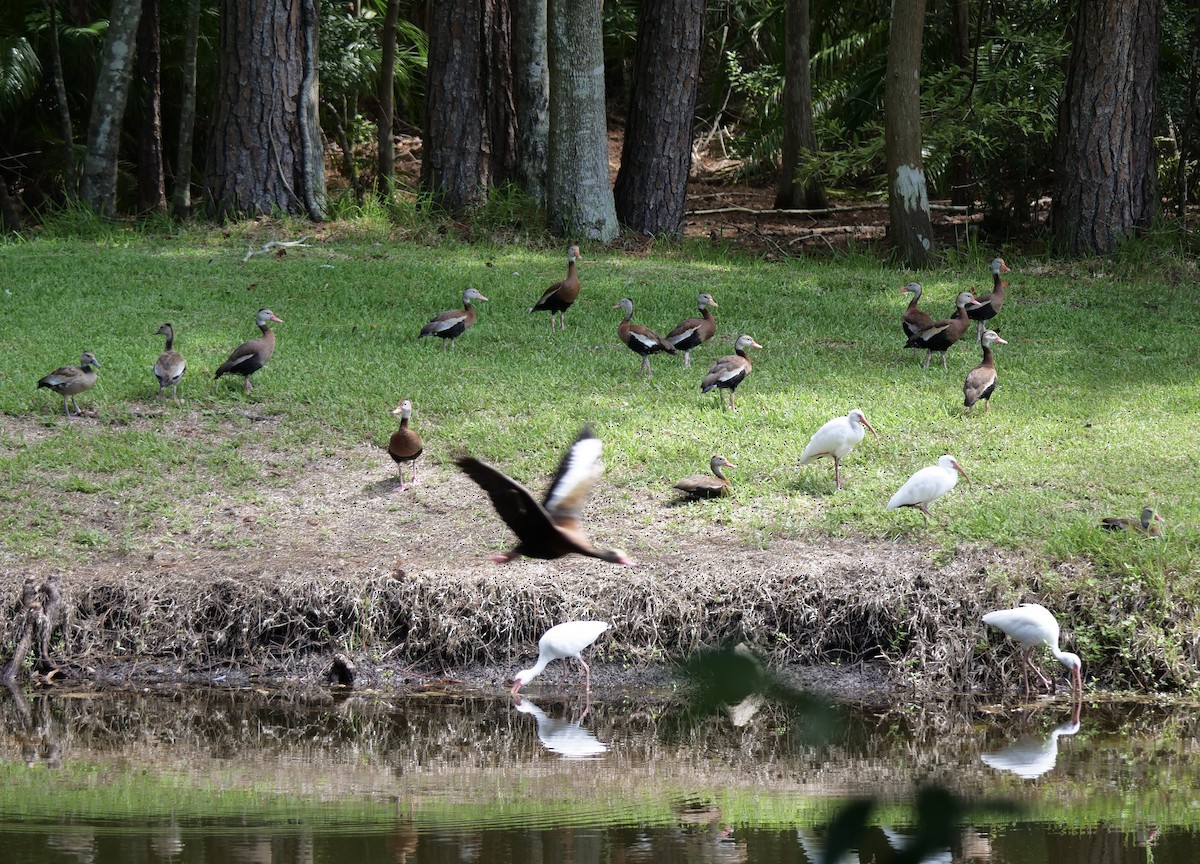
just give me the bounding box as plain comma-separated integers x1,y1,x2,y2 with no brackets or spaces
512,0,549,206
377,0,402,195
171,0,201,220
136,0,166,214
948,0,973,207
613,0,705,238
205,0,325,221
884,0,935,267
775,0,827,210
546,0,617,240
44,0,76,193
80,0,143,216
1054,0,1161,255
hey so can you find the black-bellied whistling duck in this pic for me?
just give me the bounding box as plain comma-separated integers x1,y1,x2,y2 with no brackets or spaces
900,282,935,341
419,288,488,348
215,308,282,393
1101,507,1165,537
904,291,980,370
886,455,969,521
153,323,186,404
673,455,735,499
614,297,676,376
387,398,423,492
529,245,581,329
666,292,719,368
701,334,762,410
799,408,879,490
967,257,1011,340
37,351,101,416
963,329,1008,414
455,425,632,565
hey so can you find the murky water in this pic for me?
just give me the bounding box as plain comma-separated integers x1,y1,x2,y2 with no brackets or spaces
1,685,1197,863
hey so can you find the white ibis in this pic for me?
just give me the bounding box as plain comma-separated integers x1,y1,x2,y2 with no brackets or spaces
981,701,1082,779
513,696,609,758
511,620,611,695
799,408,879,490
38,351,101,416
982,602,1083,696
455,426,632,565
886,455,968,521
1101,507,1164,537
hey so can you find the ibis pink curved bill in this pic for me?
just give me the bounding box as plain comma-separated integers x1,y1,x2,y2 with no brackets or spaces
983,602,1082,696
512,620,611,696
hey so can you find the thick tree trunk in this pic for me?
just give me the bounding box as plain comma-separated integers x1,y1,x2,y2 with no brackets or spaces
205,0,325,221
774,0,827,210
79,0,143,216
136,0,166,214
0,177,22,232
44,0,76,193
613,0,705,238
947,0,973,206
421,0,514,214
512,0,549,206
1054,0,1161,254
884,0,935,267
171,0,201,220
376,0,402,195
546,0,618,240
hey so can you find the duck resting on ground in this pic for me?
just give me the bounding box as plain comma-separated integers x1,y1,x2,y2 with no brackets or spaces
666,292,719,368
215,308,283,394
153,323,187,404
700,335,762,410
419,288,488,348
455,425,632,565
614,297,676,377
799,408,878,490
673,455,736,499
38,351,101,416
387,398,424,492
529,245,582,330
1100,507,1164,537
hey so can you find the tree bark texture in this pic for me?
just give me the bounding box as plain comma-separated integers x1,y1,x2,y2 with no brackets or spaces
79,0,143,216
136,0,166,214
377,0,403,194
947,0,973,206
205,0,325,221
613,0,705,238
44,0,77,193
512,0,549,206
421,0,515,214
884,0,935,267
774,0,827,210
172,0,201,219
546,0,618,240
1054,0,1161,255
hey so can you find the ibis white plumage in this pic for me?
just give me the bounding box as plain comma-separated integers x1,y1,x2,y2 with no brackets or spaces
511,620,611,695
982,602,1083,696
886,455,968,521
799,408,879,490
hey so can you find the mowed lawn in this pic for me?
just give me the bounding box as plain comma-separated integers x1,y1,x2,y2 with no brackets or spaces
0,225,1197,587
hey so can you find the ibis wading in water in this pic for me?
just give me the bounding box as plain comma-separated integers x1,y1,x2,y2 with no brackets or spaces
886,455,968,521
512,620,611,695
982,602,1083,696
799,408,879,490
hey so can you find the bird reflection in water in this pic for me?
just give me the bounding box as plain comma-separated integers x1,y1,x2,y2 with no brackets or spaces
981,699,1082,779
512,695,609,759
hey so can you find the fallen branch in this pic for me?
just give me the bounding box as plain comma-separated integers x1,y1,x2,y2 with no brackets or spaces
241,236,313,263
689,203,969,216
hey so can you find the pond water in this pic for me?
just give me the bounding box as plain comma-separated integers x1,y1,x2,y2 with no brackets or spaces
1,685,1197,863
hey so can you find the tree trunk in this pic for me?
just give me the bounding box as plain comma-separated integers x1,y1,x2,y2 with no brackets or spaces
205,0,325,221
171,0,201,220
947,0,973,206
884,0,935,267
613,0,705,238
421,0,515,214
774,0,827,210
136,0,166,214
0,177,22,232
376,0,402,196
79,0,143,216
44,0,76,194
512,0,549,206
1054,0,1161,255
546,0,618,240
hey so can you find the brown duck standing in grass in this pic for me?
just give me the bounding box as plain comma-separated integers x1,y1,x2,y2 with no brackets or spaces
215,308,282,393
967,257,1011,341
666,292,719,368
904,291,980,370
963,329,1008,414
455,425,632,565
701,334,762,410
899,281,935,341
1101,507,1165,537
419,288,488,348
153,323,187,404
614,297,676,377
529,245,581,330
673,455,736,499
38,351,101,416
387,398,424,492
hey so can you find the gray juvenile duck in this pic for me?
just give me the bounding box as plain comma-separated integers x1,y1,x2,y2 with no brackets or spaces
38,351,101,416
153,323,187,403
1101,507,1164,537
